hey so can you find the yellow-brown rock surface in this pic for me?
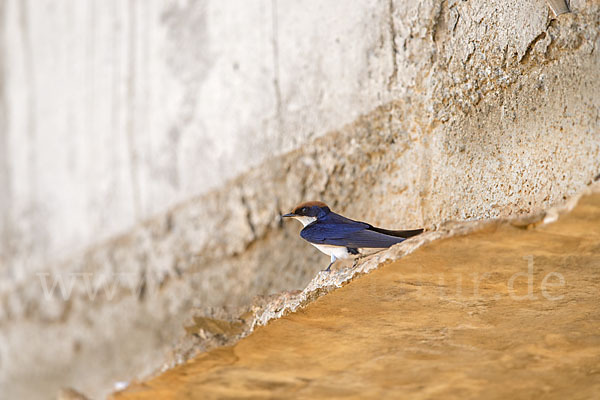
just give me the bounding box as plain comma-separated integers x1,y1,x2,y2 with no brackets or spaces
113,192,600,399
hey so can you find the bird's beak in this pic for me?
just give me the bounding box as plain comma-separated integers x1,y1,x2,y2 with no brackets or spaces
282,213,295,218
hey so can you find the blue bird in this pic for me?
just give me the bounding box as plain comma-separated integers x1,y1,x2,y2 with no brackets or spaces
283,201,423,271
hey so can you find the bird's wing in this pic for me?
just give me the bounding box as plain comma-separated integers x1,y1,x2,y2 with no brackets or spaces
367,226,424,238
300,213,408,248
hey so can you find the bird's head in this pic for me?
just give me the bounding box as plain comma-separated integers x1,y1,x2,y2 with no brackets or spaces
282,201,331,226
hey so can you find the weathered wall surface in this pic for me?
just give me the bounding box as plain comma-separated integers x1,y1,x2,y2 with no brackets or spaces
0,0,392,283
1,0,599,399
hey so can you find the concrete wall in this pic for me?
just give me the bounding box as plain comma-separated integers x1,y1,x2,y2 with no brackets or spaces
0,0,392,283
1,0,599,399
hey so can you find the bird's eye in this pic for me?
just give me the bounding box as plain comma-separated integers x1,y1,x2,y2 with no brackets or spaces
302,207,308,214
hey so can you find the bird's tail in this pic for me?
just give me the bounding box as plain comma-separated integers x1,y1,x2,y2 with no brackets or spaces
368,227,424,238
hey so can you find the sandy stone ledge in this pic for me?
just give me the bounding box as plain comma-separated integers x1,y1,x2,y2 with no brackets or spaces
111,183,600,400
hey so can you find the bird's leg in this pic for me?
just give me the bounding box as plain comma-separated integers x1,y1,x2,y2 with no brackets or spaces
324,255,337,272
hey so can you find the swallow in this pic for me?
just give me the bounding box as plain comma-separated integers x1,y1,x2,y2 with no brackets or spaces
283,201,423,271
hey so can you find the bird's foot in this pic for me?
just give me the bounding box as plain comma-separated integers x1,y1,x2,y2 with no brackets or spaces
322,261,335,272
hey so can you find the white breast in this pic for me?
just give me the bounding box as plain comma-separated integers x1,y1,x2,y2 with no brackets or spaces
311,243,352,259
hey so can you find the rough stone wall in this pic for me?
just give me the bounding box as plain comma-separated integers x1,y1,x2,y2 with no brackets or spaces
1,0,599,399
